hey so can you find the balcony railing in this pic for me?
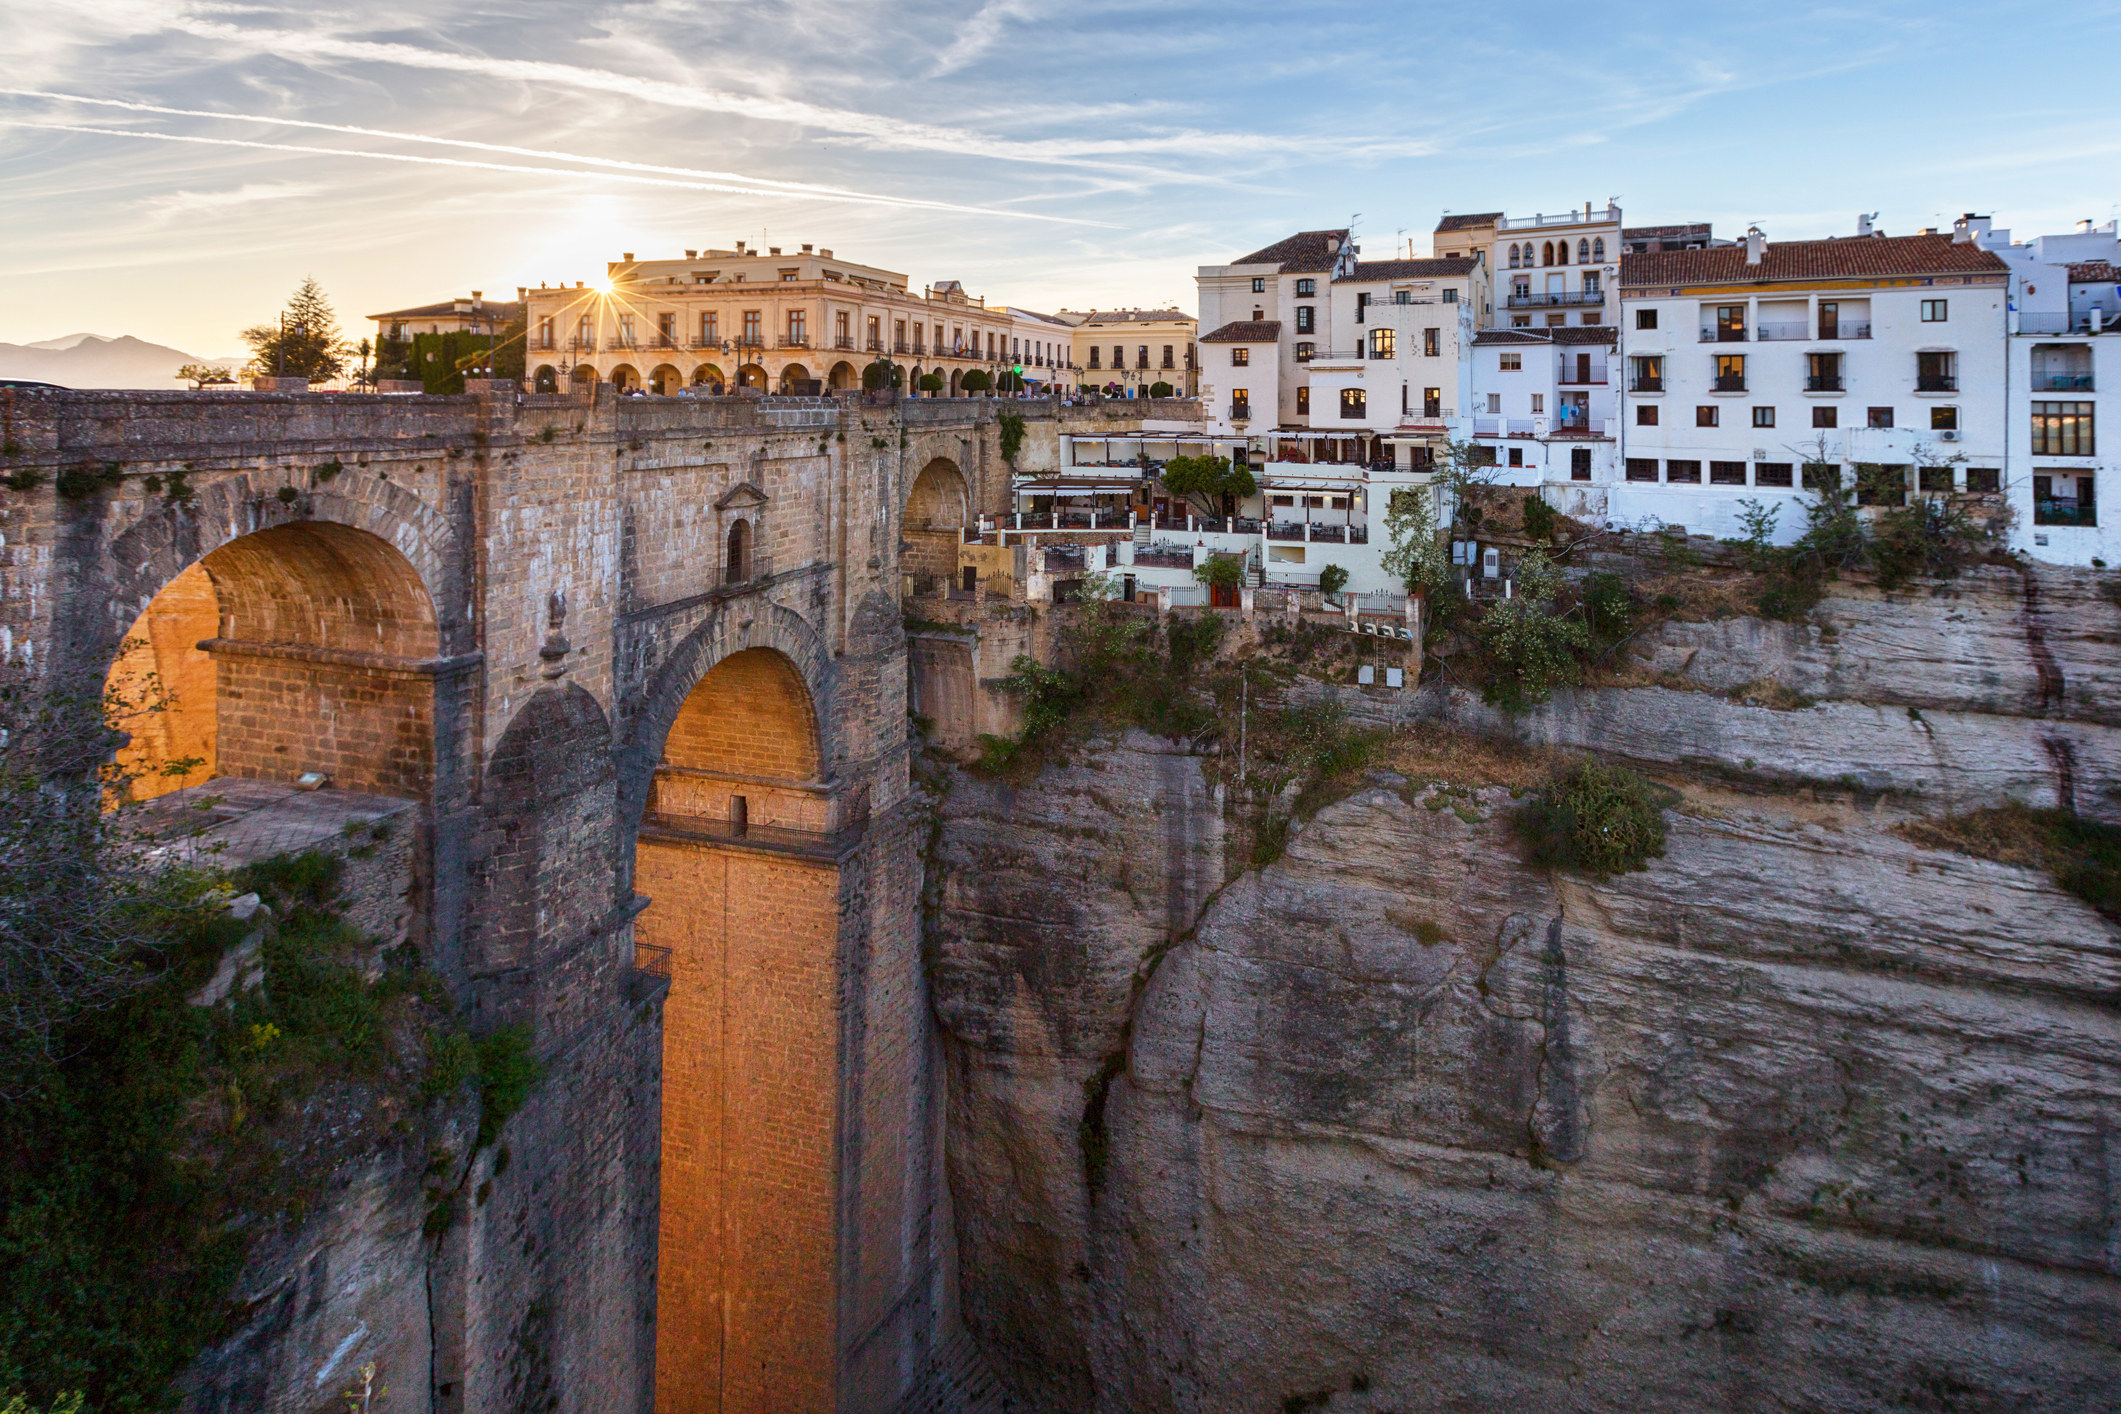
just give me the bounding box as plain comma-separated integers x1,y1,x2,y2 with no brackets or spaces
689,336,719,349
834,336,855,350
1712,375,1747,392
1755,322,1809,341
1916,375,1958,392
735,335,766,349
1229,402,1252,420
1558,369,1608,385
867,338,885,352
1816,322,1872,340
1806,375,1844,392
780,334,810,348
2033,372,2094,391
570,338,598,352
894,340,910,354
1699,328,1749,343
1629,377,1664,393
1506,290,1604,308
653,334,680,349
1134,545,1193,569
2034,499,2097,527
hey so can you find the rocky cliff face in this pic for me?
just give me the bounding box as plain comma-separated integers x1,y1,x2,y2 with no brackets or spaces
928,580,2121,1413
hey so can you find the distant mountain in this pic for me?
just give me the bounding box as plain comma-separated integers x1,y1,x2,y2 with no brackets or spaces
0,334,235,389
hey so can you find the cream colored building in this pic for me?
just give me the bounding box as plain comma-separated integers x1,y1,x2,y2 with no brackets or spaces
370,292,521,344
1064,308,1198,395
521,242,1017,396
1433,204,1621,331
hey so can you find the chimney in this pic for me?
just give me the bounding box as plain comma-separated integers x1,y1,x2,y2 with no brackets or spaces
769,246,781,255
1744,226,1765,265
820,248,833,258
686,249,697,259
1326,235,1341,254
1856,213,1874,237
801,243,813,253
735,240,746,251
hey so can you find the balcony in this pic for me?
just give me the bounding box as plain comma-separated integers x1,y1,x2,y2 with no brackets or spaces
689,337,719,350
1229,402,1253,421
780,334,811,349
867,338,885,353
735,335,766,349
1712,375,1747,392
570,338,597,353
1629,377,1664,393
2033,372,2094,391
834,336,855,351
1916,375,1958,392
1755,322,1809,341
894,340,910,354
2034,498,2097,527
652,335,680,350
1806,375,1844,392
1815,322,1872,340
1506,290,1604,308
1698,328,1750,343
1558,369,1608,386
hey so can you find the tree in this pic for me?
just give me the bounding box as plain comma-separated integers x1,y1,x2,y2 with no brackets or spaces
917,372,944,395
1159,453,1257,518
1194,555,1243,592
961,369,992,393
1317,564,1349,598
997,411,1026,467
863,358,901,391
1379,485,1449,598
239,276,351,381
1479,551,1590,709
174,364,234,390
1149,381,1173,398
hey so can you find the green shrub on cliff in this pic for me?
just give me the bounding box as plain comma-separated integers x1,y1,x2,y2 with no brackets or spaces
1515,760,1669,877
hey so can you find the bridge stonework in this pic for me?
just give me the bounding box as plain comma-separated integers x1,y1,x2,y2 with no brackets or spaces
0,384,1175,1413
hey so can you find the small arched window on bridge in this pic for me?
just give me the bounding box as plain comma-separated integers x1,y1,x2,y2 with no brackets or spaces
726,519,751,584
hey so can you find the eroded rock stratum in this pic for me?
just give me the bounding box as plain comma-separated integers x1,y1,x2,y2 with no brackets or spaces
931,718,2121,1412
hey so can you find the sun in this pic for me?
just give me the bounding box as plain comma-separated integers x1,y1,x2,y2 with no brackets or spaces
592,274,614,294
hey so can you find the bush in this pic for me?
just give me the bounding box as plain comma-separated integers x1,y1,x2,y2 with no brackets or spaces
1515,760,1669,876
1317,564,1349,597
1195,556,1243,592
1149,381,1173,398
960,369,991,393
1900,805,2121,921
1477,554,1587,710
1581,571,1632,646
1520,495,1558,543
861,359,900,391
917,372,944,394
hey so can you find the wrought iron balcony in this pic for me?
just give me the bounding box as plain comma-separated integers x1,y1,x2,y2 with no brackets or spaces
1506,290,1605,308
1806,375,1844,392
1629,377,1664,393
1713,375,1747,392
1698,328,1750,343
1916,374,1958,392
2033,372,2094,391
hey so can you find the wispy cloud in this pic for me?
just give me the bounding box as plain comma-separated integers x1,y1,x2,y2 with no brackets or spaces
142,180,319,224
931,0,1033,76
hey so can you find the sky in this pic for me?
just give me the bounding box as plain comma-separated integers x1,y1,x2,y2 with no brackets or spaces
3,0,2119,356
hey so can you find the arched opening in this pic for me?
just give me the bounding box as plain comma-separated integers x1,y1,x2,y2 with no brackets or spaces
692,362,724,389
105,521,440,811
777,362,814,395
736,363,767,390
901,457,969,591
948,369,963,397
570,364,597,387
609,363,641,392
1542,240,1554,266
533,365,559,393
632,647,838,1411
826,360,858,391
649,363,683,395
725,518,751,584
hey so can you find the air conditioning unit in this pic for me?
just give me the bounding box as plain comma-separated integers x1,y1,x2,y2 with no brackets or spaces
1939,429,1961,442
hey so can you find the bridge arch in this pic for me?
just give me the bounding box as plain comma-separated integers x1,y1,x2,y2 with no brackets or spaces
902,457,969,587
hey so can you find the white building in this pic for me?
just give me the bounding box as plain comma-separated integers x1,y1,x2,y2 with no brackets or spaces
1466,327,1621,509
1614,223,2010,542
1198,229,1358,429
1004,307,1075,386
1434,205,1620,333
1974,214,2121,564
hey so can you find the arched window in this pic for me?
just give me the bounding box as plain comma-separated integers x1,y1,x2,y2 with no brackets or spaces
1592,237,1605,262
1577,238,1591,263
1556,240,1568,266
725,519,751,584
1542,241,1553,266
1508,244,1520,268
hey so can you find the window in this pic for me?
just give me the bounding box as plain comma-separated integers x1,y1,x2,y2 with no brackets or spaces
2032,402,2094,455
1486,393,1502,413
1637,308,1658,330
1752,406,1776,428
1817,301,1840,338
1112,344,1124,366
1500,352,1522,371
1807,351,1842,391
1295,306,1316,334
1581,272,1602,297
1230,347,1250,366
1813,405,1837,428
1230,389,1250,419
1088,346,1101,368
1546,314,1567,327
1715,305,1746,340
868,315,882,349
895,319,906,352
1370,328,1395,358
1918,466,1954,493
1592,237,1605,261
1921,299,1948,322
780,269,798,281
1295,342,1316,362
1917,351,1956,392
1696,405,1719,427
537,316,554,349
618,313,636,345
1296,278,1316,296
1509,447,1524,467
1530,394,1544,414
1803,463,1841,493
1355,292,1370,325
1512,316,1531,328
1630,355,1664,391
788,310,806,343
1711,460,1748,485
1423,387,1441,417
1714,353,1746,391
1965,467,2000,493
1667,459,1702,483
1393,291,1411,305
1755,462,1794,487
1572,447,1593,481
1856,464,1908,507
1341,388,1368,419
1508,244,1521,268
742,310,762,344
1252,277,1266,293
1162,345,1174,368
1424,328,1440,357
1577,238,1591,262
1443,288,1458,305
1932,406,1958,431
1138,346,1150,369
1867,406,1894,429
1296,386,1310,416
1626,457,1659,481
1636,405,1659,426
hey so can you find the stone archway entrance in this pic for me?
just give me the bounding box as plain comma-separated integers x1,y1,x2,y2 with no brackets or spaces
903,457,969,588
633,646,845,1414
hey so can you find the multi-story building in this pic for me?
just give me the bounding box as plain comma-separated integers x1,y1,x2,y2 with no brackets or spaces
1005,307,1076,387
1615,223,2010,541
1198,229,1358,427
369,292,521,345
1434,204,1619,332
520,241,1015,396
1071,308,1198,395
1620,223,1724,255
1466,326,1622,499
1975,214,2121,564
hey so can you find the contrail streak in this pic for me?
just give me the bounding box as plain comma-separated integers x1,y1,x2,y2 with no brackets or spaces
0,119,1100,224
0,88,999,212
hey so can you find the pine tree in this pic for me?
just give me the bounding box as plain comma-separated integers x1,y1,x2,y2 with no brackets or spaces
240,276,351,381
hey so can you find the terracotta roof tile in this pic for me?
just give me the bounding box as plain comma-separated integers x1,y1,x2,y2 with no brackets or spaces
1473,330,1549,345
1200,320,1282,343
1621,233,2008,287
369,299,522,321
1080,308,1193,324
1550,326,1619,345
1434,212,1504,233
1622,223,1712,241
1348,257,1475,280
1231,230,1349,272
2067,261,2121,284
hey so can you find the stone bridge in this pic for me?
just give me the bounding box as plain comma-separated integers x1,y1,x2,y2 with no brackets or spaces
0,383,1185,1413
